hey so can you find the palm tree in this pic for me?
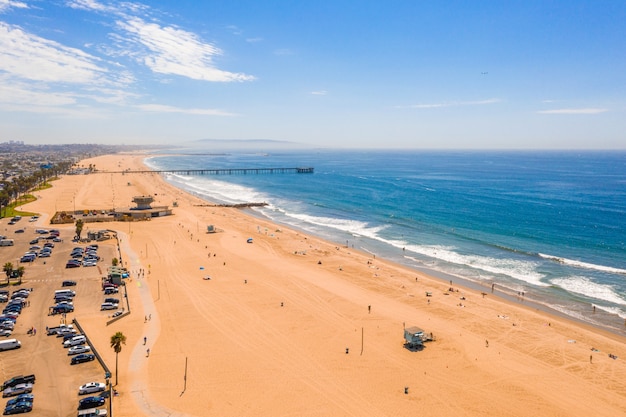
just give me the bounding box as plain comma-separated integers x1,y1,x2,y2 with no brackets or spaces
3,262,13,285
110,332,127,385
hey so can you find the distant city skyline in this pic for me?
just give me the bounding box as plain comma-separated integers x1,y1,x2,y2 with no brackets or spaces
1,0,625,149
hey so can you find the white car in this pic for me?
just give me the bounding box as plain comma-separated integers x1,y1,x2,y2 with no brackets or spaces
68,345,91,355
78,382,106,395
2,383,33,398
0,329,11,337
100,302,118,311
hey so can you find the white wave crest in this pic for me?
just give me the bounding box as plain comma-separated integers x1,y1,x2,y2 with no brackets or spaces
551,276,626,306
539,253,626,275
403,244,548,286
284,212,388,238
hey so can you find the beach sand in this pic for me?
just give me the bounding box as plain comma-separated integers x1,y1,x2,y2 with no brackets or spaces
20,153,626,416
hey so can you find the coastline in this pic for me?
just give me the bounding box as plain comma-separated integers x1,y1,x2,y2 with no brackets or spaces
20,152,626,416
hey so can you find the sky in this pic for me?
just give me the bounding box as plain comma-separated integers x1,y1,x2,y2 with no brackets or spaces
0,0,625,149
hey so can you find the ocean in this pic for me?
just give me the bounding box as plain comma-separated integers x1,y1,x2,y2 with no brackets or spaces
145,150,626,335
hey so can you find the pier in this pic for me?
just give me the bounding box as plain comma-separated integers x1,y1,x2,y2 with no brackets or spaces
95,167,314,175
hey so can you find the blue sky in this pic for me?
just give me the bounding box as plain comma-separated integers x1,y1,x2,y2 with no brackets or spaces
0,0,625,149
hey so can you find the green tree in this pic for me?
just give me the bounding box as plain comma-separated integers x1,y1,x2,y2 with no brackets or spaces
75,218,84,241
110,332,127,386
3,262,13,284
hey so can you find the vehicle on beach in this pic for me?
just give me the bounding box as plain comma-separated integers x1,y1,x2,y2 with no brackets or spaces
77,408,107,417
54,289,75,298
47,324,74,336
5,393,34,407
50,304,74,315
100,302,118,311
1,376,34,391
71,354,95,365
0,339,21,351
62,280,77,287
68,345,91,355
3,401,33,414
103,287,118,295
78,382,106,395
2,383,33,398
78,396,105,410
63,335,86,348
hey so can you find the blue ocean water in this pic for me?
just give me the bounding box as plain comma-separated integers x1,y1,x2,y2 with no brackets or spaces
145,150,626,334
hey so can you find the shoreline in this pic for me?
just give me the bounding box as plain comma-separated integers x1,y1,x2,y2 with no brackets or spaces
17,152,626,416
156,161,626,341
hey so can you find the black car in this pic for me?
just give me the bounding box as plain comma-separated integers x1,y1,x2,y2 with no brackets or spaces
3,401,33,414
104,298,120,304
71,354,95,365
1,375,35,391
65,261,80,269
61,280,77,287
77,396,105,410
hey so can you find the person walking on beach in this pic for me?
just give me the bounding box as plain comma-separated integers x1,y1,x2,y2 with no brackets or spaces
146,348,150,357
144,336,147,345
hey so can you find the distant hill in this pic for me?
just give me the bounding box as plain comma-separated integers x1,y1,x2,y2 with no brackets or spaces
182,138,314,151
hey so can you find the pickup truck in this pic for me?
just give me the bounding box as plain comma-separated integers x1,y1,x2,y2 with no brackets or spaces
1,375,35,391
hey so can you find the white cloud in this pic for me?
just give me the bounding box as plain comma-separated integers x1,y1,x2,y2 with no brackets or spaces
311,90,328,96
0,0,28,13
0,22,110,84
116,17,255,82
537,108,608,114
136,103,236,116
401,98,501,109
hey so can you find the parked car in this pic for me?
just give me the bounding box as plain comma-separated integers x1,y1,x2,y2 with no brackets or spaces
62,280,77,287
13,229,24,234
5,393,33,407
2,383,33,398
0,330,12,337
64,335,86,348
3,401,33,414
104,298,120,304
68,345,91,356
50,304,74,315
78,396,105,410
65,261,81,269
103,287,118,295
100,303,118,311
71,354,95,365
78,382,106,395
1,376,34,391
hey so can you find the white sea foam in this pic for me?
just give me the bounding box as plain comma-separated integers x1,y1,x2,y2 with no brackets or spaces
551,276,626,306
539,253,626,275
401,244,548,286
166,174,268,205
284,211,388,239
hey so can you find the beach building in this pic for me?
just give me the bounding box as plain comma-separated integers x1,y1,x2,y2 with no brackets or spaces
113,195,172,220
403,326,431,349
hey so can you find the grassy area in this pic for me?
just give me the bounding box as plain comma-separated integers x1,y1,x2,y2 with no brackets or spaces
2,194,39,218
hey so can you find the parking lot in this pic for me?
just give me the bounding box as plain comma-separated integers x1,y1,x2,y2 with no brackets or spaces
1,216,120,416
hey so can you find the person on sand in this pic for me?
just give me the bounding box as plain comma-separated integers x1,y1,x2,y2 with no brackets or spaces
146,348,150,357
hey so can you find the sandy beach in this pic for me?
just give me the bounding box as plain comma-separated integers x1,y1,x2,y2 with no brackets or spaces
16,153,626,417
